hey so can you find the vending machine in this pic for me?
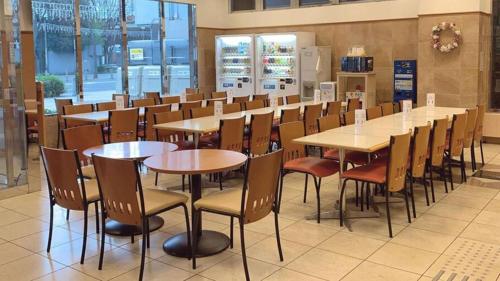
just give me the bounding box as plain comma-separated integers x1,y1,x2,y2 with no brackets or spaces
255,32,315,98
215,35,255,97
394,60,417,103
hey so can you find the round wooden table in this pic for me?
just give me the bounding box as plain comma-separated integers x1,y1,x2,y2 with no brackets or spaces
144,149,247,258
83,141,178,236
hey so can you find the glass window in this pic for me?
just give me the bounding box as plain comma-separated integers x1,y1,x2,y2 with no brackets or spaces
231,0,255,11
492,0,500,109
300,0,331,6
80,0,122,103
32,0,78,114
264,0,291,9
126,0,161,98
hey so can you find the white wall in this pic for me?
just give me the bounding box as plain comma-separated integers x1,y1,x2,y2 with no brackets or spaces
194,0,492,29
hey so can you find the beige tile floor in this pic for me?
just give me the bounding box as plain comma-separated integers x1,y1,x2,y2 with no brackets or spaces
0,144,500,280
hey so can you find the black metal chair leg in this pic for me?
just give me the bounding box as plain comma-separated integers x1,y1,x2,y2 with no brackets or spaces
139,219,147,281
355,181,359,207
146,219,150,249
155,172,159,186
365,183,370,210
429,166,436,203
80,210,88,264
98,211,106,270
47,203,54,252
422,172,430,207
239,218,250,281
441,162,448,193
66,209,70,221
480,140,485,166
403,182,412,223
385,188,393,238
230,217,234,248
313,176,321,223
360,182,365,212
219,172,223,191
274,210,284,262
339,180,347,227
94,202,100,234
278,171,285,213
409,176,416,218
471,143,476,171
303,174,309,203
460,152,466,183
447,156,454,191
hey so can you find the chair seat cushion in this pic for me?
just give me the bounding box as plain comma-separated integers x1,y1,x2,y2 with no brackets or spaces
193,188,242,216
81,165,96,179
341,163,386,184
199,133,219,148
324,149,370,166
141,189,189,216
83,180,100,202
270,130,279,142
284,157,339,178
175,140,195,150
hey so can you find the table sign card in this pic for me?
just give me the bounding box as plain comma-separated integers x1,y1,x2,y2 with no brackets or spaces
180,92,187,103
116,96,125,109
270,96,279,109
227,90,234,104
214,101,223,118
202,99,208,107
427,93,436,108
314,89,321,103
354,109,366,135
402,100,413,114
171,103,179,111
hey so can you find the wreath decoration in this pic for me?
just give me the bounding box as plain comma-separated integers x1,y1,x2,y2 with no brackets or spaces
432,22,461,53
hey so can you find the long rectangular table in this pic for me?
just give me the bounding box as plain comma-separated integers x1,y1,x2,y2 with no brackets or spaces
293,106,467,223
62,108,146,123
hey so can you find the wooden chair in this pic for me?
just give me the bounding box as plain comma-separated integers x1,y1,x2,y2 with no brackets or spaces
216,117,246,189
144,92,161,105
343,110,355,125
472,104,486,169
144,105,170,141
278,121,339,222
408,123,432,217
347,98,361,112
186,88,199,94
180,101,202,119
394,102,401,113
246,112,273,156
211,91,226,99
192,150,284,280
326,101,342,116
266,96,284,107
381,102,394,116
112,94,129,108
339,132,412,237
132,98,155,108
223,103,241,114
186,93,204,102
366,106,382,120
62,124,105,179
108,108,139,143
303,103,323,136
244,100,265,111
233,96,250,105
191,106,214,119
161,96,180,105
40,147,100,264
56,98,73,147
428,118,449,200
207,98,227,106
462,107,478,174
63,104,94,129
270,107,301,144
285,94,300,105
253,94,269,105
92,154,190,281
96,101,116,112
445,113,468,190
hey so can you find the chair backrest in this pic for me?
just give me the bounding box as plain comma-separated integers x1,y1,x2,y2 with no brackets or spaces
93,155,144,226
366,106,383,120
219,116,245,152
430,118,448,167
207,98,227,106
474,104,485,142
191,106,214,119
343,110,355,125
223,103,241,114
242,149,283,224
108,108,139,143
463,107,478,148
280,107,300,124
381,102,394,116
180,101,202,119
62,124,104,166
63,104,94,128
318,114,341,132
326,101,342,116
55,98,73,116
248,111,273,156
304,103,323,135
186,93,204,102
144,105,171,141
233,96,250,105
211,91,226,99
245,100,265,111
161,96,180,105
285,94,300,105
112,94,129,108
154,111,185,143
96,101,116,112
410,123,431,177
266,97,284,107
253,94,269,103
40,147,86,211
386,132,412,192
449,112,468,157
186,88,199,94
393,102,401,113
278,121,306,164
132,98,155,108
347,98,361,111
144,92,161,105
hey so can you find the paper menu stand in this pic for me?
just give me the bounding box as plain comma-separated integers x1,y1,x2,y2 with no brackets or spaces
214,101,223,118
314,89,321,103
426,93,436,108
269,96,279,109
180,92,187,103
402,100,413,114
116,96,125,109
354,109,366,135
202,99,208,107
227,91,234,104
171,103,179,111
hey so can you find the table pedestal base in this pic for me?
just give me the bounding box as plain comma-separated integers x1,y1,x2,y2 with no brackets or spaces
163,230,230,258
105,216,164,236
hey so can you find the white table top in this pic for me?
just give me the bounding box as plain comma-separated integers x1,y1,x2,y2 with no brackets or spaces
293,106,467,153
62,108,146,123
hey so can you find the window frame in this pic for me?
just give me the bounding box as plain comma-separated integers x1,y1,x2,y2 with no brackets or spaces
229,0,393,13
